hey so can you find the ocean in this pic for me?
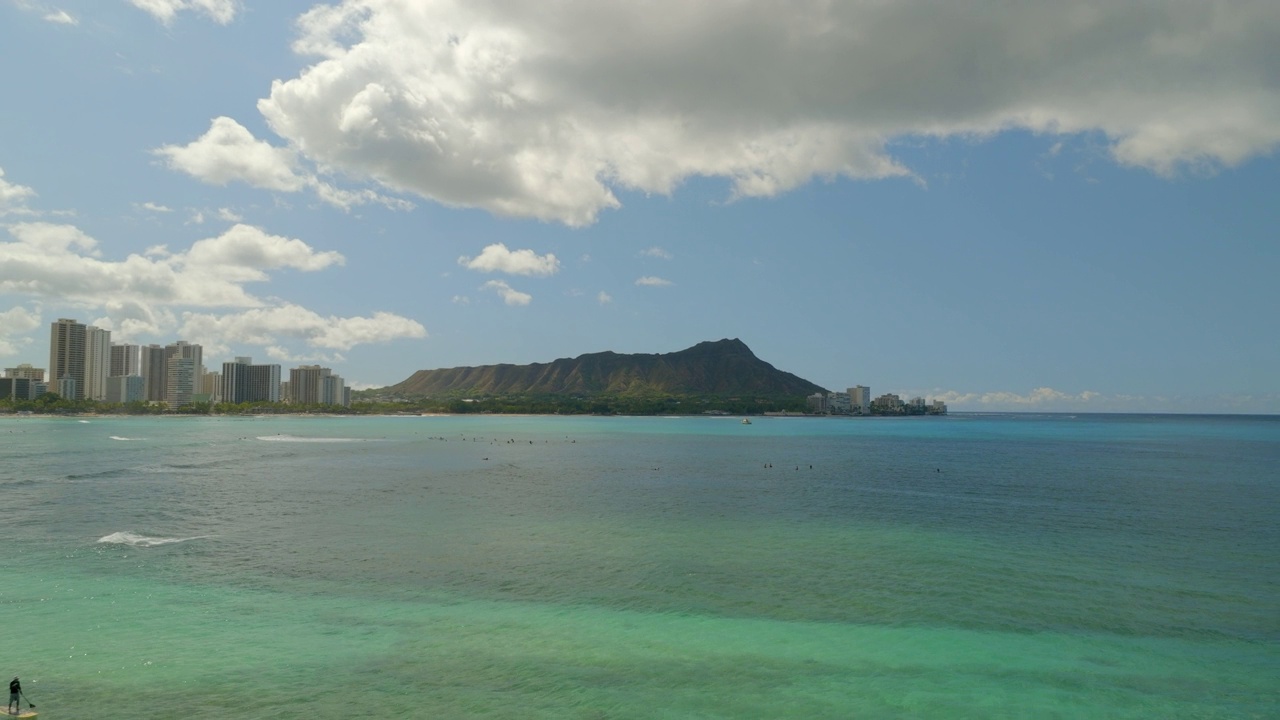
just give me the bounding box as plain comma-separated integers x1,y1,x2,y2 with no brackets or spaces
0,413,1276,719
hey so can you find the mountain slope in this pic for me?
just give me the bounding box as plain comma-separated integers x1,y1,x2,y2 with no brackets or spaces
382,339,827,397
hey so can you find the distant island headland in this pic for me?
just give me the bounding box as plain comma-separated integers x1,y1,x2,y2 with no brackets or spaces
364,338,946,417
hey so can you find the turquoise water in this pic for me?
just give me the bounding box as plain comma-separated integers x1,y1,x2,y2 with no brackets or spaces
1,413,1276,718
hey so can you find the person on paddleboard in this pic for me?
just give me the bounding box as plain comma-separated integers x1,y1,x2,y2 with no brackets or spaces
8,677,19,714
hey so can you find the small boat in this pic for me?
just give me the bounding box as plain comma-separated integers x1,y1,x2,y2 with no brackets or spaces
741,418,752,425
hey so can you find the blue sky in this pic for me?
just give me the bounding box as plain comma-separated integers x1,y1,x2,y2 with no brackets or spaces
1,0,1277,412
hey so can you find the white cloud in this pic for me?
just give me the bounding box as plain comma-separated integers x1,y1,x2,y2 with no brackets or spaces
451,295,470,304
241,0,1280,226
128,0,238,25
635,276,672,287
156,116,411,210
597,291,612,305
0,219,423,353
181,304,426,354
481,279,531,306
185,223,344,277
138,202,173,213
216,208,242,222
156,117,307,192
458,243,560,276
0,167,37,217
0,222,331,309
43,10,76,24
640,246,672,260
0,306,41,356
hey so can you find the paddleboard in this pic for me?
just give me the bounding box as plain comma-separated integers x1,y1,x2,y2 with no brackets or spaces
3,711,35,719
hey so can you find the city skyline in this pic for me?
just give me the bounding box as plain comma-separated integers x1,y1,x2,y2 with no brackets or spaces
15,316,350,407
1,2,1277,413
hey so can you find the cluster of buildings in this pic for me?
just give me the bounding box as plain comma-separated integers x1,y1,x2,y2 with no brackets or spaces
807,385,947,416
0,318,351,408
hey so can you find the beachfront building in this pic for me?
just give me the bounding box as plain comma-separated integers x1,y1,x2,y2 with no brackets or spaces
48,318,112,401
106,375,146,403
289,365,349,407
141,345,167,402
164,341,202,408
849,385,871,414
0,377,35,400
806,392,828,413
49,318,86,400
222,357,282,404
110,343,141,377
871,393,905,413
5,364,45,381
828,391,852,413
84,325,111,401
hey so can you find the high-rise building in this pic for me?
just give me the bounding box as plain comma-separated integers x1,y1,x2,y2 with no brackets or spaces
202,371,221,402
141,345,167,402
85,325,111,401
106,375,146,403
166,357,196,408
5,364,45,381
221,357,281,403
49,318,87,400
849,385,871,415
164,341,202,407
110,343,141,377
289,365,347,407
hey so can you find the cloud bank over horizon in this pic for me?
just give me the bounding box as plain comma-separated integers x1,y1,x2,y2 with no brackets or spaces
0,168,426,359
160,0,1280,225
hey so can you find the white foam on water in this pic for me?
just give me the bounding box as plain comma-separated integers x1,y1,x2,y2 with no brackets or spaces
78,420,91,423
109,436,133,441
97,531,209,548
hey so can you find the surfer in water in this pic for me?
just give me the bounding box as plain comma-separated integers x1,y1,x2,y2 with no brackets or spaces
8,677,19,714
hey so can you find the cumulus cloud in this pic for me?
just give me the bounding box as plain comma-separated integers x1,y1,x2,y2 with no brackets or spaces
138,202,173,213
156,116,411,210
597,291,612,305
180,304,426,354
156,117,307,192
0,306,41,356
128,0,238,25
481,279,531,306
640,246,673,260
232,0,1280,226
0,220,424,353
635,276,672,287
0,167,37,217
458,243,560,276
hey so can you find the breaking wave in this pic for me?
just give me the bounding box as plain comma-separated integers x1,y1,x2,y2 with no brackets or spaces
97,532,209,548
109,436,133,441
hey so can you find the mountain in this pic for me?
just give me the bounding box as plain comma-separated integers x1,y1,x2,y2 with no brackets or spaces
381,339,827,398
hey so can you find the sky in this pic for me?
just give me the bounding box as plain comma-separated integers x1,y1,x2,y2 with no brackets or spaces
1,0,1277,413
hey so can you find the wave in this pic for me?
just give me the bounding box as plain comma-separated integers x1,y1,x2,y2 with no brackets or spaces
255,435,370,443
109,436,135,441
97,531,210,548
